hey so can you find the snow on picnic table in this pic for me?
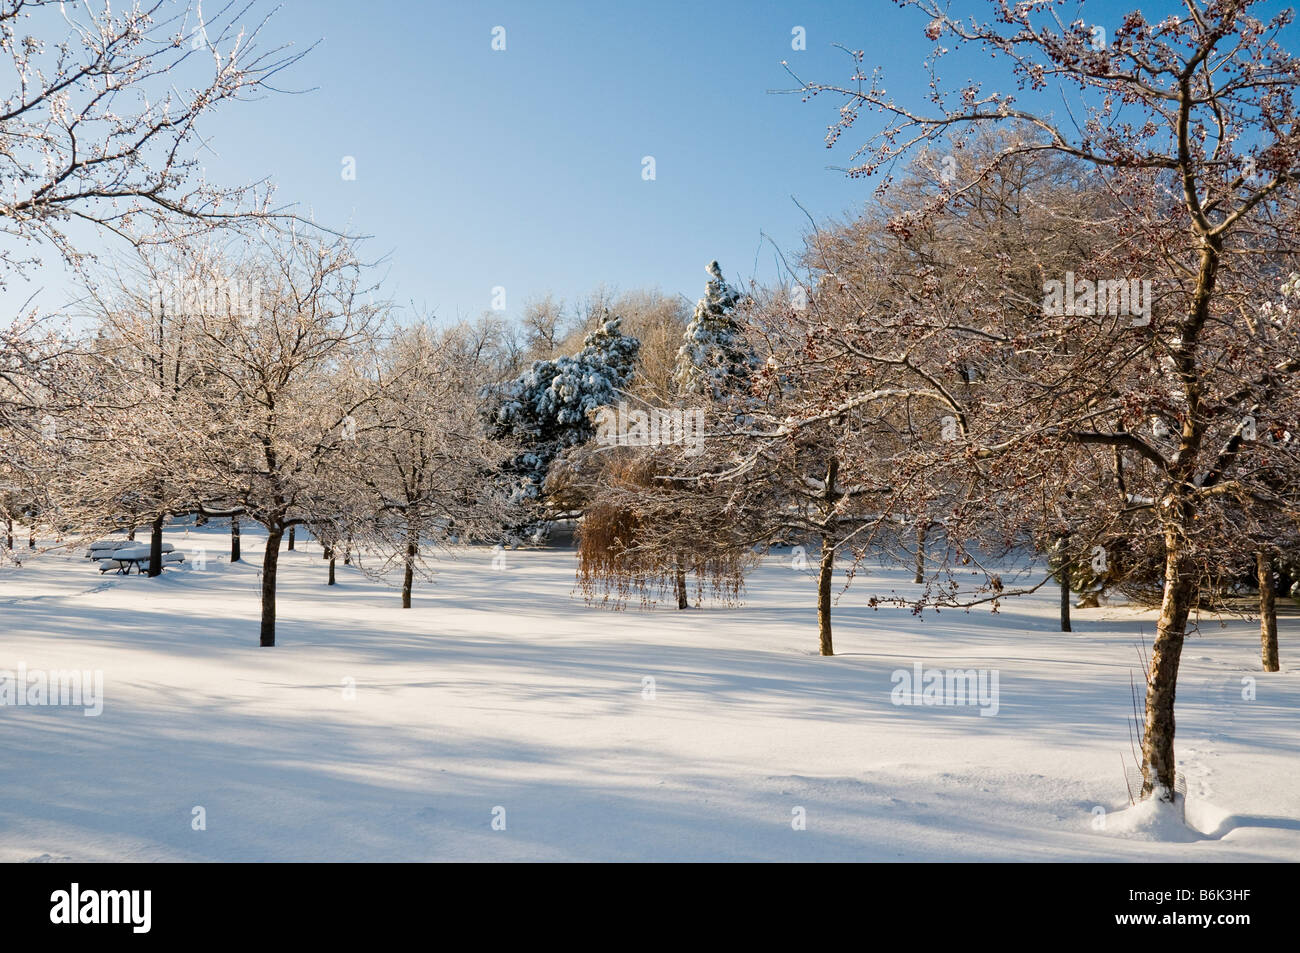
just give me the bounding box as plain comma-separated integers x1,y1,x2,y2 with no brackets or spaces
1,523,1296,862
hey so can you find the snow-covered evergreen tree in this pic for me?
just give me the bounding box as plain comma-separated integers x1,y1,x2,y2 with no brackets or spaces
489,313,640,504
673,261,752,399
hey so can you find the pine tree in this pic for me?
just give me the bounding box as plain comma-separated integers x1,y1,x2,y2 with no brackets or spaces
673,261,751,399
489,313,640,504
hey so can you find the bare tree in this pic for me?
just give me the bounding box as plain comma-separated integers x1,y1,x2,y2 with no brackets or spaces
184,231,384,646
57,241,239,575
0,0,321,566
521,294,569,360
0,0,310,283
354,322,512,608
793,0,1300,800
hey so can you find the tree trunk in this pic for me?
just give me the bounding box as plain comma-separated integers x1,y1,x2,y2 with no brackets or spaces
128,526,135,541
1140,533,1194,800
5,516,11,550
147,513,165,577
28,527,35,548
1139,230,1222,800
401,529,417,608
230,517,241,562
1258,551,1280,673
817,535,835,657
1059,565,1072,633
1050,530,1071,629
328,555,336,586
344,538,352,565
674,557,688,610
287,525,295,551
260,527,284,647
914,520,927,584
1054,536,1072,633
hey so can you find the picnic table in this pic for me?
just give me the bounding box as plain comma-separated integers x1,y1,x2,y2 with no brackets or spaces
86,541,184,574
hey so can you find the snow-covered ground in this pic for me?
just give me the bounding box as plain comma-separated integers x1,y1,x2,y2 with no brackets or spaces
2,522,1297,862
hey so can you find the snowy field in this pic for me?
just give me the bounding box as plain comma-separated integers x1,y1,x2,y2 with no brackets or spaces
1,522,1297,862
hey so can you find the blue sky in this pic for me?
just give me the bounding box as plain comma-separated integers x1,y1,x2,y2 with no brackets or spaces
14,0,1299,325
204,0,927,322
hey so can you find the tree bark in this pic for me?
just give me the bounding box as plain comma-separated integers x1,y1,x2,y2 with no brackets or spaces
1258,551,1280,673
1054,536,1072,633
328,555,336,586
401,528,417,608
674,557,688,610
231,516,241,563
1060,565,1072,633
260,527,284,647
1140,532,1194,800
1137,228,1221,800
817,535,835,657
147,513,165,577
5,516,11,550
914,520,927,584
816,454,841,657
287,525,295,551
